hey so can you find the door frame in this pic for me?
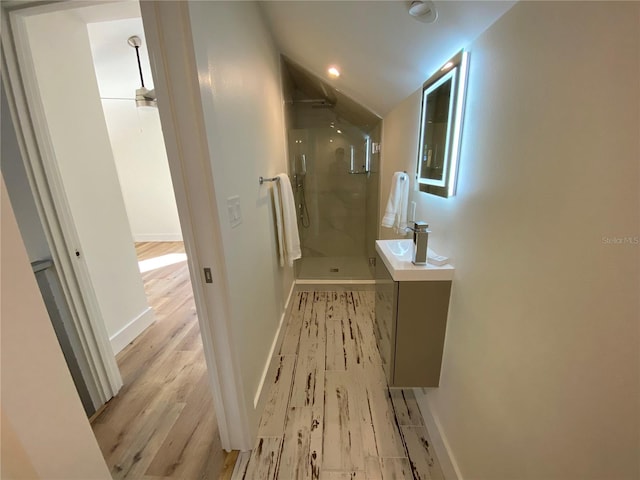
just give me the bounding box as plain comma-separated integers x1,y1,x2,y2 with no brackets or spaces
139,0,251,450
1,0,252,450
1,1,122,409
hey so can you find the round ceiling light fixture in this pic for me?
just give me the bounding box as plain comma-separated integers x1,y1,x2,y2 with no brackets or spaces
408,1,438,23
327,66,340,78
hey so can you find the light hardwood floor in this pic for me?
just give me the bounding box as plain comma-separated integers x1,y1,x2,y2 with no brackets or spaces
91,242,226,480
235,291,445,480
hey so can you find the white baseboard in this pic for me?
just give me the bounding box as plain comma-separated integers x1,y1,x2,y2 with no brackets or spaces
110,307,156,355
253,282,296,409
413,388,463,480
132,233,183,242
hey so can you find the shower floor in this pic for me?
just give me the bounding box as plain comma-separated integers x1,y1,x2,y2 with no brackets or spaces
296,256,374,281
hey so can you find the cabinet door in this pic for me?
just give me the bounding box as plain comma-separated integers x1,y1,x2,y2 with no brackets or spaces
374,254,398,383
393,281,451,387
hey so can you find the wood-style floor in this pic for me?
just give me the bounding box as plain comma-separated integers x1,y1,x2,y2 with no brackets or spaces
234,290,444,480
91,242,226,480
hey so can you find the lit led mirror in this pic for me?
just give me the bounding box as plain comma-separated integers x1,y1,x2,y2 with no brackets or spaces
416,50,469,198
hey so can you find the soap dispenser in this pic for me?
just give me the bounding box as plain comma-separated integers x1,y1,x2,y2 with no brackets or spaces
410,221,430,265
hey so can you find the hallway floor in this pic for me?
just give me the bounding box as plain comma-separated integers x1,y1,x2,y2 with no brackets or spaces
234,290,444,480
91,242,225,480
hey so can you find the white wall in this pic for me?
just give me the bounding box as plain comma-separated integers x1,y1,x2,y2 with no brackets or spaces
87,17,182,242
381,2,640,478
23,10,153,354
101,100,182,241
1,175,111,480
187,1,295,435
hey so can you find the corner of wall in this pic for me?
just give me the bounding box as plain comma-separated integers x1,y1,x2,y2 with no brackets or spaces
109,307,155,355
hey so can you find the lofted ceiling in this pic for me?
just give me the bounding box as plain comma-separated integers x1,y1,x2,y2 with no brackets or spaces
261,1,516,116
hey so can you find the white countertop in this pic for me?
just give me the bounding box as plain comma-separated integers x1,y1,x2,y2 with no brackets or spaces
376,239,455,282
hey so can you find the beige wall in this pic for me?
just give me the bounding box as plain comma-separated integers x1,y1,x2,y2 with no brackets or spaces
23,10,153,354
1,409,39,479
1,176,111,479
187,1,295,435
381,1,640,478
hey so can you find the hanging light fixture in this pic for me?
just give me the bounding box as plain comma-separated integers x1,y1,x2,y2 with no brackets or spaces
127,35,157,108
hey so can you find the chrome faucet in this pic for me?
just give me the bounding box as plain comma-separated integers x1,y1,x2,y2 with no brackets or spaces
406,221,430,265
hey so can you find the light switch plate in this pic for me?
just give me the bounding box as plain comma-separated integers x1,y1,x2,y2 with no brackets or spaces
227,196,242,228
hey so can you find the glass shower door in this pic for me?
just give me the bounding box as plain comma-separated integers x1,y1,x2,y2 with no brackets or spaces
290,126,376,280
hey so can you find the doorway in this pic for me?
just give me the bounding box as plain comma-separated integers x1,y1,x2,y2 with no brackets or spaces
1,0,235,475
92,241,224,478
83,12,225,474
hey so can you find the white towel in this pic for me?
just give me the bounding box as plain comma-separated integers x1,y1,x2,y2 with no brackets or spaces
381,172,409,234
272,183,285,267
274,173,301,267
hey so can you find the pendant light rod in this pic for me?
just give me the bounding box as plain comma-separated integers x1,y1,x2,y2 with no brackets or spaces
128,35,157,108
134,45,145,88
127,35,145,88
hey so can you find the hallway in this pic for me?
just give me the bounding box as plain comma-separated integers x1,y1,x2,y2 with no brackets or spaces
90,242,224,479
235,290,444,479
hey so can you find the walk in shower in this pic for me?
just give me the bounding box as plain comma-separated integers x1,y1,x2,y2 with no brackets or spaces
282,58,382,280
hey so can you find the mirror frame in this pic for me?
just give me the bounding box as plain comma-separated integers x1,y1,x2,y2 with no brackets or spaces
416,50,469,198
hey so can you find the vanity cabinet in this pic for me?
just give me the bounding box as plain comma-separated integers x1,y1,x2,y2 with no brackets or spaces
374,252,452,387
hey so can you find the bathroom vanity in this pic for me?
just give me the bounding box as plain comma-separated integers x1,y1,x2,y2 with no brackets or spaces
375,239,454,387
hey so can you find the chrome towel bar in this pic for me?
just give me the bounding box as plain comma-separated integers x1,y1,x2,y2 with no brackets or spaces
259,176,280,185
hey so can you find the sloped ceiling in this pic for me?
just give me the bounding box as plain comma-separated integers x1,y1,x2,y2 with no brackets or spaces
283,56,382,129
261,1,516,116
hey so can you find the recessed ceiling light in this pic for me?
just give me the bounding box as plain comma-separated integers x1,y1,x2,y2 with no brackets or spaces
336,129,342,134
327,66,340,78
408,1,438,23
